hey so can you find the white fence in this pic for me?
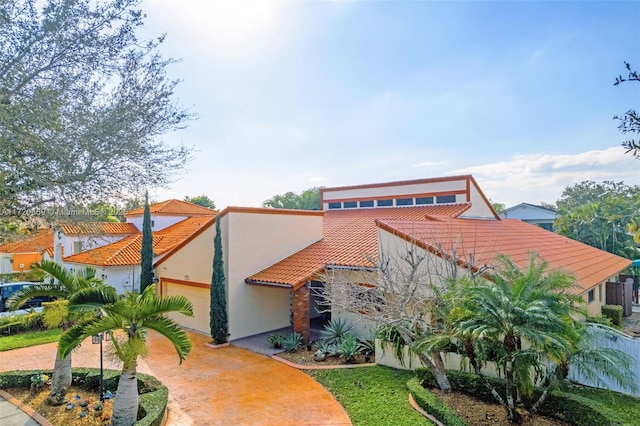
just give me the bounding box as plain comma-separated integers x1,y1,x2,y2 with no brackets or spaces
568,323,640,397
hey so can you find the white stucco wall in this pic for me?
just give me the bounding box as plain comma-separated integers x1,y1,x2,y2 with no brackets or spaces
0,255,12,274
127,215,187,231
502,204,557,221
64,262,140,294
225,209,324,340
62,234,128,256
461,179,499,218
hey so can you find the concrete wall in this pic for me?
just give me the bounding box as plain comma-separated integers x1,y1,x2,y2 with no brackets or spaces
65,262,140,294
0,255,12,274
225,208,323,339
127,214,187,231
462,179,499,218
62,234,127,256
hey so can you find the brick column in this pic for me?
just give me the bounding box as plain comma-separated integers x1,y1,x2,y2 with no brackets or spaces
292,283,310,345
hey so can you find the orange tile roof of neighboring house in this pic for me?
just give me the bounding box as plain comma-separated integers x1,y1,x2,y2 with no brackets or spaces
126,199,216,217
60,222,140,235
246,204,472,290
45,247,55,257
63,216,216,266
377,217,631,294
0,230,53,254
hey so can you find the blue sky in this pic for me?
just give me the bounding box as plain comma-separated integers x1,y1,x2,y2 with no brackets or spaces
142,0,640,208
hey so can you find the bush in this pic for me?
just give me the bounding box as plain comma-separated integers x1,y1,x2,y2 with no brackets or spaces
282,332,303,352
407,378,469,426
0,369,168,426
415,368,615,426
339,334,359,363
266,333,284,348
602,305,623,328
321,317,354,345
0,311,46,335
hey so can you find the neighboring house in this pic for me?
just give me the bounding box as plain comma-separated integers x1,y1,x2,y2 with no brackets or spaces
0,230,54,274
501,202,557,231
60,200,216,293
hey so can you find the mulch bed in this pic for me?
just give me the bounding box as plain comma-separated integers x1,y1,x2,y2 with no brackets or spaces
276,347,374,366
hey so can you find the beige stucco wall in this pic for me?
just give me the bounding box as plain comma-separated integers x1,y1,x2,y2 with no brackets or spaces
225,209,324,340
461,179,498,218
155,224,215,285
582,280,609,317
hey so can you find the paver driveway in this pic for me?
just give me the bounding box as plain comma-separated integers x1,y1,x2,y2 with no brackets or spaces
0,330,351,426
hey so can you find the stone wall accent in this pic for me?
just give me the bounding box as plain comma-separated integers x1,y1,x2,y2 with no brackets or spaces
292,284,310,344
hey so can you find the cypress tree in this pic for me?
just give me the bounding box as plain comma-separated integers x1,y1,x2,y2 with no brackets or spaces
139,192,153,292
210,217,228,344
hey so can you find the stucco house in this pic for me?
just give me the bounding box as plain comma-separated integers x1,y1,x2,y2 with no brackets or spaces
0,230,53,274
501,202,557,231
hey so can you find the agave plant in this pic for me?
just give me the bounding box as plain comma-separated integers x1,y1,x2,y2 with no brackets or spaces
340,334,359,363
282,332,303,352
321,317,354,345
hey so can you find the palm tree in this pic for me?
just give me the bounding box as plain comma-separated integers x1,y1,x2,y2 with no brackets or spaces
457,253,581,422
6,260,104,404
59,284,193,426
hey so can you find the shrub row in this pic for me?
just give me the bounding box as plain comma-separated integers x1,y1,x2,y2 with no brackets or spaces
406,378,469,426
0,368,168,426
0,311,46,335
602,305,623,328
415,368,614,426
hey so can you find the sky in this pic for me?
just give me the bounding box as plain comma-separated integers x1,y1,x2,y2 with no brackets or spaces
140,0,640,209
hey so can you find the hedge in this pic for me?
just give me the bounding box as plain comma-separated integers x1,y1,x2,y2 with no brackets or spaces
602,305,623,328
415,368,614,426
0,311,46,335
0,368,168,426
407,378,469,426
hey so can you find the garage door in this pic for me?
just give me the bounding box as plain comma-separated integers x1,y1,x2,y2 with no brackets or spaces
164,280,210,334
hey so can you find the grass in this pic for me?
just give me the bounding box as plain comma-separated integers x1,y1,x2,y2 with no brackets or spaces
307,366,433,425
0,329,61,351
570,385,640,426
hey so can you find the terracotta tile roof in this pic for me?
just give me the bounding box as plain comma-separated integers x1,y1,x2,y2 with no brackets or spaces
63,216,216,266
377,217,631,294
246,204,471,290
126,199,216,217
45,247,55,257
59,222,140,235
0,230,53,254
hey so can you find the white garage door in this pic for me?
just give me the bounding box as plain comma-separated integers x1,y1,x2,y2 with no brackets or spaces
164,281,210,334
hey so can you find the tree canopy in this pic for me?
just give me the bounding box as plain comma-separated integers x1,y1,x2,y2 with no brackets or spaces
262,187,322,210
614,62,640,157
184,195,216,210
0,0,194,218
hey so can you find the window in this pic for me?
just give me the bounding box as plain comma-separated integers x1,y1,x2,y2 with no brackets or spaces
416,197,434,205
395,198,413,206
588,289,595,304
73,241,83,254
377,199,393,207
343,201,357,209
151,220,155,228
359,200,374,208
328,202,341,209
436,195,456,204
538,223,553,232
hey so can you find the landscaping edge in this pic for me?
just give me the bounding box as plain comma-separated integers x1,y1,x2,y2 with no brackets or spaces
271,355,377,370
0,389,53,426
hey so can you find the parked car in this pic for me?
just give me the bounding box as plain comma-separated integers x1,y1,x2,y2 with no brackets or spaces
0,282,51,312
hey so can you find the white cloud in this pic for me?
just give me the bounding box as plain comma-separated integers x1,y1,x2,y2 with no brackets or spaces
449,147,640,207
411,161,447,168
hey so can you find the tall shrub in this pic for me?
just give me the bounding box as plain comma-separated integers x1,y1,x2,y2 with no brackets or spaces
140,192,153,292
210,218,228,344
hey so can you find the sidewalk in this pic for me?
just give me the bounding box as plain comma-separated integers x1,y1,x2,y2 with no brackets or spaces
0,392,43,426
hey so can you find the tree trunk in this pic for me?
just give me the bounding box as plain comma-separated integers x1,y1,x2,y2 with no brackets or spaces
46,351,71,405
504,356,521,423
112,364,139,426
418,352,451,392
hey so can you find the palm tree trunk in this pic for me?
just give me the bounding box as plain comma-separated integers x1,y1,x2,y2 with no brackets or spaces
504,356,521,423
112,363,139,426
46,351,71,405
418,352,451,392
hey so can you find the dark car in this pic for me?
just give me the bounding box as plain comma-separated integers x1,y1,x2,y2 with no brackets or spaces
0,282,51,312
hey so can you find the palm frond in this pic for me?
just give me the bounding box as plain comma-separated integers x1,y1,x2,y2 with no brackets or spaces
6,284,66,309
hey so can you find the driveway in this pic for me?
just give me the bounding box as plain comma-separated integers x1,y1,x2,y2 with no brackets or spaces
0,330,351,426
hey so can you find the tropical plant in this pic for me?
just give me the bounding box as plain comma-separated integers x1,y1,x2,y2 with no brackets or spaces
282,332,303,353
59,284,193,426
321,318,354,345
340,334,359,363
184,195,216,209
266,333,284,349
6,260,104,405
210,217,228,344
357,334,376,355
262,187,322,210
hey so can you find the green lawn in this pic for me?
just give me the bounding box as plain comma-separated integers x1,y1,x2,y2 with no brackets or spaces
308,366,433,425
0,329,61,351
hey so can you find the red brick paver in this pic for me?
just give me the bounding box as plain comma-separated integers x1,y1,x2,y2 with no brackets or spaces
0,331,351,426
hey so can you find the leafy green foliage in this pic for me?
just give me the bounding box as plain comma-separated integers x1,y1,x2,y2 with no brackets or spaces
262,187,322,210
184,195,216,209
266,333,284,348
282,332,303,352
406,378,469,426
601,305,623,327
140,192,153,292
0,0,194,218
340,334,360,363
210,218,228,344
0,311,45,335
309,366,432,425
